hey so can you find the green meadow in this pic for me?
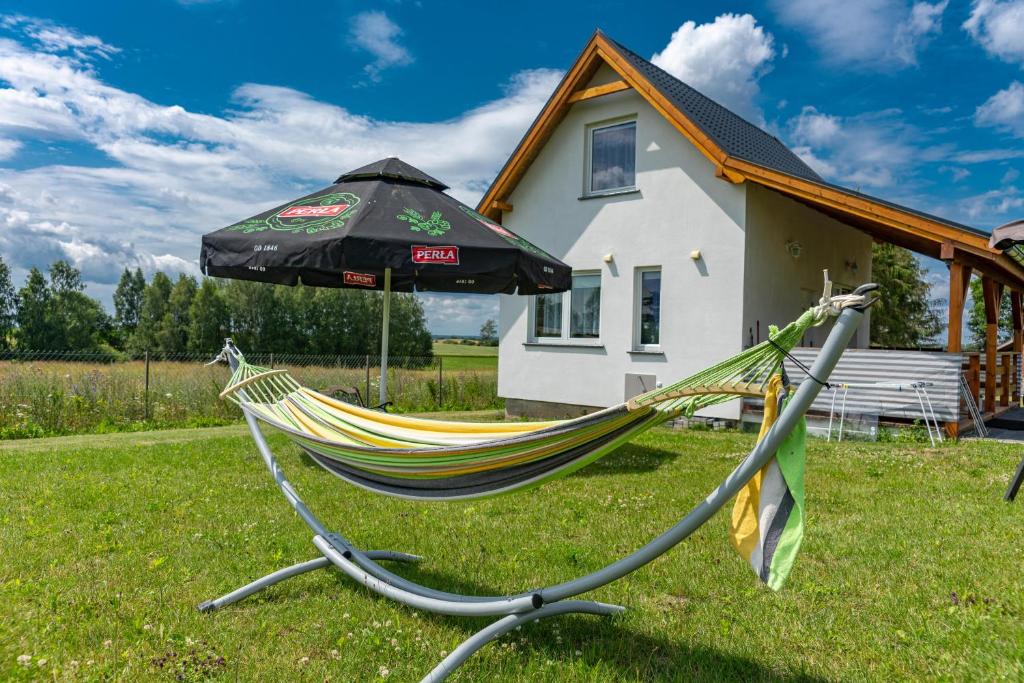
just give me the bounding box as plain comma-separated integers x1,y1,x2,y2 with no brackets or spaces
2,425,1022,681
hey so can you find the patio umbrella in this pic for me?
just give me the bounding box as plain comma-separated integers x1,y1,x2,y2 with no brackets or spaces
989,219,1024,269
200,157,571,405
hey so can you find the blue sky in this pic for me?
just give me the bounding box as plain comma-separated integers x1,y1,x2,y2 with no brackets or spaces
0,1,1022,335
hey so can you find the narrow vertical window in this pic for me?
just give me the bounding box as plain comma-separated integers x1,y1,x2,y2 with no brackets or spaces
590,121,636,193
635,268,661,348
533,292,563,338
570,273,601,338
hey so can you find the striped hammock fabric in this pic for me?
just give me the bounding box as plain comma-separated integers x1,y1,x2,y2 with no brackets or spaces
220,308,823,501
729,374,807,590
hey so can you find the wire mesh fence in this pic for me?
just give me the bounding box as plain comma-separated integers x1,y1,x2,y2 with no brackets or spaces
0,349,499,439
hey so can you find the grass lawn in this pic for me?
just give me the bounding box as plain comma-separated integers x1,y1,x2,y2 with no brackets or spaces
432,342,497,370
2,425,1022,681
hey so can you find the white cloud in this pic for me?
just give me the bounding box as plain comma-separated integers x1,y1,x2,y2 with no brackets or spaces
939,165,971,181
1003,167,1020,183
787,106,924,187
0,17,562,334
0,137,20,159
960,186,1024,221
975,81,1024,136
952,148,1024,163
0,14,118,62
791,109,841,146
771,0,948,68
348,11,413,82
963,0,1024,65
650,13,775,123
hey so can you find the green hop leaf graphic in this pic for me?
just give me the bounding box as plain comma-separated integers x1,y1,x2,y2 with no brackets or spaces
397,208,451,237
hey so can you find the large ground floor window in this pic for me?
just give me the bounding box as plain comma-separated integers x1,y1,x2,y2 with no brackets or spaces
531,271,602,342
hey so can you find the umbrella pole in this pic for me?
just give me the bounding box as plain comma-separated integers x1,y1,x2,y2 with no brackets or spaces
379,268,391,407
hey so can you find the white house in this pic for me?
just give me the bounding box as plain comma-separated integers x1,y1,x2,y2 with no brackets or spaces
475,31,1023,421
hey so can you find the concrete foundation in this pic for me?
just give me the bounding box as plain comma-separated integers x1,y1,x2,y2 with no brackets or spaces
504,397,603,420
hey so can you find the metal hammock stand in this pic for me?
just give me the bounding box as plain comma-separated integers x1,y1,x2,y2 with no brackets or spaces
198,291,874,682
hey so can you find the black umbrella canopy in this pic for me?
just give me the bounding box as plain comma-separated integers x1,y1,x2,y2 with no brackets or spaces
200,158,571,295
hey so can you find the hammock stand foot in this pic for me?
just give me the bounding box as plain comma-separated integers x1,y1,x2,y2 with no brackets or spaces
421,600,624,683
197,549,423,613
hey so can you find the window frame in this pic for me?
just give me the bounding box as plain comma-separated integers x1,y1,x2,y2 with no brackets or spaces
632,266,662,352
584,117,638,197
528,270,603,346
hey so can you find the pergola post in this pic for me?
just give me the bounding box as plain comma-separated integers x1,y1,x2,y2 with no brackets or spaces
947,260,971,353
1013,291,1023,404
982,276,1003,414
946,260,972,438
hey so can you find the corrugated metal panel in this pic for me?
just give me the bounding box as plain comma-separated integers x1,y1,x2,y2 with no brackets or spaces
783,348,963,422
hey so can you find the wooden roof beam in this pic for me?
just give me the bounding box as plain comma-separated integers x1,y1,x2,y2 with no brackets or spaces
567,80,629,103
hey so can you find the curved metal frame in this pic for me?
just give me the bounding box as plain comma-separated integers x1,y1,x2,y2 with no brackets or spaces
199,304,868,682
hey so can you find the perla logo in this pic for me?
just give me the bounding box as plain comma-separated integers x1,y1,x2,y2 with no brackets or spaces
226,192,360,235
279,205,348,218
411,245,459,265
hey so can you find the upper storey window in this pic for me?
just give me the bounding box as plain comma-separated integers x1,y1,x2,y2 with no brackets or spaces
589,120,636,194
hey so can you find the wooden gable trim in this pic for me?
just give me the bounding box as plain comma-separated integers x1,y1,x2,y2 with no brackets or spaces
567,80,629,103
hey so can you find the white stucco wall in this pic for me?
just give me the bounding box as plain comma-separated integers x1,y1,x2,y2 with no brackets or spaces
497,85,748,417
741,184,873,349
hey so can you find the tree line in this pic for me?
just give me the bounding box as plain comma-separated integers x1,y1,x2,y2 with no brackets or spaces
0,258,433,358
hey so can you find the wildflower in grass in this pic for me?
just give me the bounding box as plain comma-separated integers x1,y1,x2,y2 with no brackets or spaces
330,649,340,660
298,656,309,665
378,665,390,678
103,639,112,648
36,658,47,667
17,654,31,666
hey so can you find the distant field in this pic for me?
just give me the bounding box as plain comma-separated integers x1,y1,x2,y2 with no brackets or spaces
432,341,498,369
0,357,499,439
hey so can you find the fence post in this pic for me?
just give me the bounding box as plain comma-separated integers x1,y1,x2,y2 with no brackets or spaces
438,356,443,408
269,352,274,369
365,354,370,406
144,351,150,421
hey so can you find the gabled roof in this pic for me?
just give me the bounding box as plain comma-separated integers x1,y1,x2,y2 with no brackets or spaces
476,30,1024,291
606,36,822,184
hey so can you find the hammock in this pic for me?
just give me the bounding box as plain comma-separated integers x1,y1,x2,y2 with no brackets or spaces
220,305,821,500
200,282,877,683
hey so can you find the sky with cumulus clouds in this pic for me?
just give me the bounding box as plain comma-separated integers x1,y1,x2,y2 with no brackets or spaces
0,1,1021,335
